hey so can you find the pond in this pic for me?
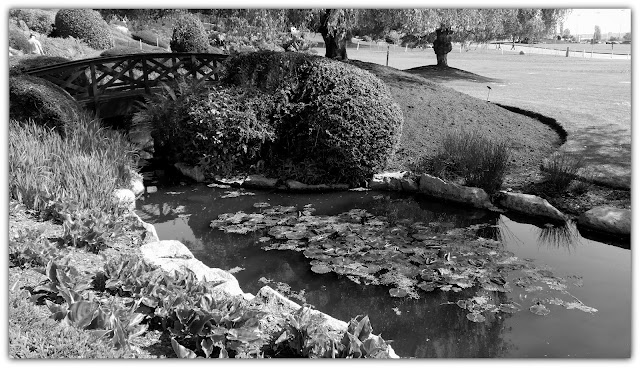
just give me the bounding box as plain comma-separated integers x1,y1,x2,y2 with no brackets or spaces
136,184,631,358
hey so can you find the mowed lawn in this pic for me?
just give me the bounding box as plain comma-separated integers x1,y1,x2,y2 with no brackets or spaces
331,45,632,187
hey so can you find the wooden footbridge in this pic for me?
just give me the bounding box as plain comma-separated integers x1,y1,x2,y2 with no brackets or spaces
23,52,229,116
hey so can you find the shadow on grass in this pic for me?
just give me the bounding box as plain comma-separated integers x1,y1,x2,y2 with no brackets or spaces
405,65,501,84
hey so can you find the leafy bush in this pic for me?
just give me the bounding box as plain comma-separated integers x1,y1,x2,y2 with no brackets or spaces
134,80,276,177
131,29,170,49
170,13,209,53
415,129,510,194
9,23,30,52
9,55,72,76
222,51,404,186
9,116,138,213
53,9,113,50
9,74,83,130
9,9,56,35
542,152,585,193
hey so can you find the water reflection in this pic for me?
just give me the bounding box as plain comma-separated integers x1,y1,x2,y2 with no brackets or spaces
535,222,581,251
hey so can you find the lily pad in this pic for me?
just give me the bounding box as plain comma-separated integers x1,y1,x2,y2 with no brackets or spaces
310,264,332,274
253,202,271,208
529,303,551,316
389,288,409,298
466,312,486,323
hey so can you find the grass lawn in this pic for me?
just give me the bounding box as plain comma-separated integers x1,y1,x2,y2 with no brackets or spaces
335,45,631,188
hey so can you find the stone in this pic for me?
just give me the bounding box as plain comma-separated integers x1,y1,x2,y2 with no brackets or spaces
146,186,157,194
130,212,159,243
418,174,493,209
130,173,145,197
242,174,278,189
140,240,245,296
214,176,246,187
113,188,136,211
174,162,206,182
286,180,332,191
252,286,398,358
577,206,631,236
400,176,419,192
254,286,348,331
496,192,566,222
370,172,419,192
329,184,350,191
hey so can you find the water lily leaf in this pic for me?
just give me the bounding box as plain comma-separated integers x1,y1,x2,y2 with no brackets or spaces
253,202,271,208
311,264,332,274
389,288,408,298
285,231,307,240
258,237,271,243
466,312,486,323
564,302,598,313
529,303,551,316
417,282,436,292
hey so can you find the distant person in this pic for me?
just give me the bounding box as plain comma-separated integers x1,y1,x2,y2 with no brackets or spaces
27,34,44,55
511,40,515,50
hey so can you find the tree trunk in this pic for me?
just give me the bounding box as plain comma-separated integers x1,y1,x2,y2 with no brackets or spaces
433,27,453,67
319,10,348,60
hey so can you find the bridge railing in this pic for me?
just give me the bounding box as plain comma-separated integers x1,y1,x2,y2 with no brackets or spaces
23,52,229,105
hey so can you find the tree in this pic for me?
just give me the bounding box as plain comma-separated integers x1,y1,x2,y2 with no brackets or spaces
623,32,631,41
318,9,358,60
562,28,571,40
594,25,602,43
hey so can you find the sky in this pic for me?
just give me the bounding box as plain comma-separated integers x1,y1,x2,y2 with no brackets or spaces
563,8,631,36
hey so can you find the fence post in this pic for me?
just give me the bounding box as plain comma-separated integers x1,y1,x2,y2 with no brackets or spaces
566,47,569,57
386,45,389,66
357,41,359,50
139,39,142,50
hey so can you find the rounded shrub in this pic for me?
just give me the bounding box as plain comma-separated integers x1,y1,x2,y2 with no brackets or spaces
222,51,404,186
9,9,55,35
170,13,209,53
53,9,112,50
9,74,84,131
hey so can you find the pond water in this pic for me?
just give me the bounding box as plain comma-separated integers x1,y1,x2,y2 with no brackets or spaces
136,184,631,358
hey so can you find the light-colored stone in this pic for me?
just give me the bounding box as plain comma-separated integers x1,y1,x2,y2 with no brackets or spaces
286,180,332,191
174,162,206,182
214,176,246,187
130,175,145,197
140,240,244,296
577,206,631,236
113,188,136,211
130,212,159,243
497,192,566,222
146,186,157,194
418,174,493,209
242,174,278,189
254,286,348,331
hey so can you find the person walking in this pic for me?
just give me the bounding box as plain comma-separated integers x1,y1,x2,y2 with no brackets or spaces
27,34,44,55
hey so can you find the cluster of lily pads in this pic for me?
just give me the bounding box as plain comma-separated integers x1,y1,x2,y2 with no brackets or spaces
210,201,597,322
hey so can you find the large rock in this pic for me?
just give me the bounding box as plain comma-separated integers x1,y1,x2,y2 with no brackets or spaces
577,206,631,237
418,174,494,209
129,171,145,197
130,212,159,243
140,240,247,297
369,171,417,192
497,192,566,222
242,174,278,189
113,188,136,211
174,162,206,182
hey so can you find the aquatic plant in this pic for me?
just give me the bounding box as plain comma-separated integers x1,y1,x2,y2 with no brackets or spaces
210,199,598,322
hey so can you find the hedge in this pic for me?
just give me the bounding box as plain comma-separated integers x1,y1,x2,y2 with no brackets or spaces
54,9,112,50
9,74,84,131
222,51,404,186
170,13,209,53
9,9,55,35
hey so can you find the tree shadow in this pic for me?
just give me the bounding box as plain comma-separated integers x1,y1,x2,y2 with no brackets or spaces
405,65,501,84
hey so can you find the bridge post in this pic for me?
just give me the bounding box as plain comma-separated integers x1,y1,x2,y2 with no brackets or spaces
141,55,151,94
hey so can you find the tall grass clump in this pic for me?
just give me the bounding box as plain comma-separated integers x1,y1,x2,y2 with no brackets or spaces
9,114,138,214
542,152,585,193
418,129,511,194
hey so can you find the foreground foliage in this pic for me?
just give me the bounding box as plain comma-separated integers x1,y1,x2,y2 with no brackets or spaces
9,117,138,213
9,233,394,359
